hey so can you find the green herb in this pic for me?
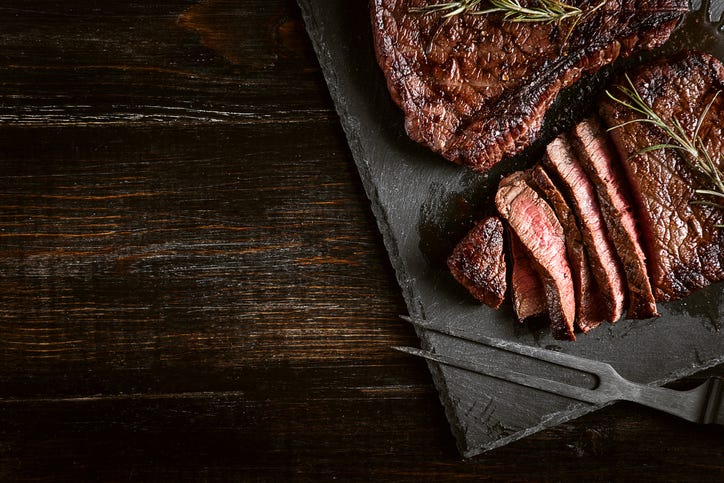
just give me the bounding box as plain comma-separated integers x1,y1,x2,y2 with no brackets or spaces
410,0,486,18
411,0,579,20
411,0,605,49
606,75,724,218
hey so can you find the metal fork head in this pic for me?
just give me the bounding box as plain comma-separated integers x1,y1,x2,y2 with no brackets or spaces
401,315,619,377
399,316,724,426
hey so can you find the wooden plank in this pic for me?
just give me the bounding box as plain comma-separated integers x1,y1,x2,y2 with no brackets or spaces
0,0,330,125
1,382,723,480
0,122,421,397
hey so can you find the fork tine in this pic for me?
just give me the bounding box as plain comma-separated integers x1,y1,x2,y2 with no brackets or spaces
393,346,607,404
400,315,617,376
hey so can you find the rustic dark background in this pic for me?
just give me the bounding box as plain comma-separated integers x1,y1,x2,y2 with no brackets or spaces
0,1,722,480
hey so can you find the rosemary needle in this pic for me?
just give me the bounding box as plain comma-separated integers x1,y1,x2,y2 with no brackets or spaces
411,0,605,50
606,76,724,217
411,0,485,18
411,0,582,21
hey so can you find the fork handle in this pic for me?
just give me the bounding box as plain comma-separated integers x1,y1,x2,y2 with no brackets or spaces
620,377,724,425
701,377,723,425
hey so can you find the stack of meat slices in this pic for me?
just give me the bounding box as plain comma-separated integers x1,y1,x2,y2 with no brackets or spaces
449,51,724,340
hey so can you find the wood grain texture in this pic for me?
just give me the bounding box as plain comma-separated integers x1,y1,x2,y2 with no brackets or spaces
0,0,722,480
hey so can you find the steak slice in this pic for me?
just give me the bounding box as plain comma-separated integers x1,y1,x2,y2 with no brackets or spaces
496,171,575,340
544,135,626,322
510,232,547,323
370,0,687,172
571,118,658,318
447,216,507,308
529,165,605,332
599,52,724,301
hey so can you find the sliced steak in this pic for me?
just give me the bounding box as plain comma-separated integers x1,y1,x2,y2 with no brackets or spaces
371,0,687,172
571,118,658,318
496,171,575,340
510,232,547,323
599,52,724,301
447,216,507,308
544,135,626,322
529,165,605,332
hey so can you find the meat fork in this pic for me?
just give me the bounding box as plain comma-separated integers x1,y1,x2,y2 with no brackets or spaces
395,316,724,425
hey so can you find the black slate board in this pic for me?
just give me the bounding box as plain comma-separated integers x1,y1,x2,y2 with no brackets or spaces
298,0,724,457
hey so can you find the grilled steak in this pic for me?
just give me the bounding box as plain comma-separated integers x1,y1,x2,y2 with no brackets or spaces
529,165,605,332
445,52,724,338
370,0,688,172
544,135,626,322
571,118,658,318
510,233,547,323
496,171,576,340
447,216,507,308
600,52,724,301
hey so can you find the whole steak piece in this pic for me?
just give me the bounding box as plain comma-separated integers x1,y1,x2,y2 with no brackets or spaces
370,0,687,172
600,52,724,301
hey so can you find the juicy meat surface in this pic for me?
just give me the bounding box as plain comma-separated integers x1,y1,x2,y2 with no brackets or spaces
510,233,547,323
447,216,507,308
544,135,626,323
571,118,658,318
529,165,605,332
496,171,576,340
599,51,724,301
370,0,687,172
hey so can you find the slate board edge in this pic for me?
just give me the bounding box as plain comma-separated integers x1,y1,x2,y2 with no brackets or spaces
296,0,724,457
294,0,598,455
295,3,416,312
296,0,469,452
460,353,724,457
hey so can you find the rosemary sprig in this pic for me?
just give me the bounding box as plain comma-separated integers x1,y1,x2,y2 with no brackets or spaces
606,76,724,218
411,0,605,49
412,0,581,20
410,0,485,18
490,0,584,23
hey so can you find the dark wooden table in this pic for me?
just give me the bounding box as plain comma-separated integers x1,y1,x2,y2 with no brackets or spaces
1,1,722,480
